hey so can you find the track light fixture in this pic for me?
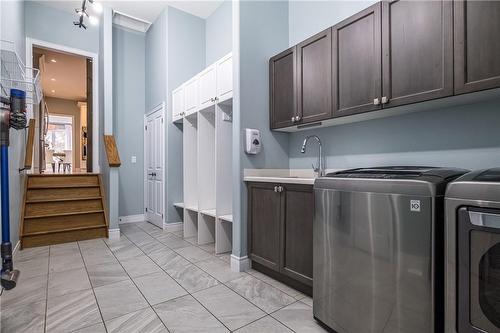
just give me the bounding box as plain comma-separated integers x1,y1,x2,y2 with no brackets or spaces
74,0,100,29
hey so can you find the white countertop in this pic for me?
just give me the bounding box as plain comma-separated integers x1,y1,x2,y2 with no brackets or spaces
243,175,316,185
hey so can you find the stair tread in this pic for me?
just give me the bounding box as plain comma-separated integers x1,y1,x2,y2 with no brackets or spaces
26,196,103,203
22,225,107,237
24,210,105,219
28,184,100,189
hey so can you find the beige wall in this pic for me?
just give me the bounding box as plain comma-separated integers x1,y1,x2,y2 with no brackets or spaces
45,97,84,170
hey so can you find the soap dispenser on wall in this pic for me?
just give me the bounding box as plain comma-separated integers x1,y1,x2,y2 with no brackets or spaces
245,128,261,155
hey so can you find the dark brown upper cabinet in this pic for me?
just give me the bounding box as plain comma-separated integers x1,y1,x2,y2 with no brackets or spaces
281,184,314,286
454,0,500,94
248,182,281,271
296,29,333,124
332,3,382,117
381,0,453,107
270,47,297,129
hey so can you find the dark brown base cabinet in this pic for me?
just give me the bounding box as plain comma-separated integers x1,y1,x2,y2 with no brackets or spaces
270,0,500,130
247,182,314,292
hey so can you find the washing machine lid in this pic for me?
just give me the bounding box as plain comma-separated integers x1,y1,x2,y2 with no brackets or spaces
315,166,468,196
446,168,500,203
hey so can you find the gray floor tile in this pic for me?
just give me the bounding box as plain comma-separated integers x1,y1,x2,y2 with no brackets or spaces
153,250,191,274
94,279,149,320
1,274,48,309
14,256,49,279
154,294,228,333
48,267,91,298
146,246,175,265
184,236,198,245
195,257,246,283
137,240,168,254
271,301,328,333
216,253,231,263
104,237,133,251
50,242,80,257
226,274,296,313
87,261,129,288
105,307,167,333
156,234,192,249
300,295,313,307
72,322,106,333
80,247,118,266
49,252,85,273
118,254,162,277
133,271,187,305
172,230,183,237
110,242,144,260
14,246,49,262
235,316,293,333
46,289,102,332
247,269,303,298
193,284,265,331
0,299,45,333
175,245,213,263
198,243,215,254
169,263,219,293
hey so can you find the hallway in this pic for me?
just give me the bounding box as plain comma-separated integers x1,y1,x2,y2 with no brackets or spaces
1,222,322,333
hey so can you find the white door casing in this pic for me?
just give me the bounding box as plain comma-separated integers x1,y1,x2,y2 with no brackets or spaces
144,103,165,228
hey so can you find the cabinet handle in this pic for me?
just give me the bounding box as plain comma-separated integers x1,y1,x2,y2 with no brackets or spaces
381,96,389,104
291,116,296,123
274,186,278,192
295,116,301,122
373,98,380,105
278,186,284,193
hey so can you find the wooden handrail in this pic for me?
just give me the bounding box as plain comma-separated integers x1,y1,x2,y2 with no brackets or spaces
24,119,36,170
103,135,121,167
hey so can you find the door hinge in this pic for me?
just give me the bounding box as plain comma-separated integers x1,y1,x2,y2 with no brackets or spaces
145,125,147,130
145,207,147,212
161,118,163,123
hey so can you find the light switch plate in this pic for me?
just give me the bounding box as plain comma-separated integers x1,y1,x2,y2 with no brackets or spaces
131,156,137,163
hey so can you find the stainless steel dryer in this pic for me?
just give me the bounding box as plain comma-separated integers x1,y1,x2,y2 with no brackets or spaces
314,166,467,333
445,168,500,333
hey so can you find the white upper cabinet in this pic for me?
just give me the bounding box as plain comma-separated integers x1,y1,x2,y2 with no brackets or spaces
198,64,217,111
216,53,232,103
184,76,199,116
172,86,184,123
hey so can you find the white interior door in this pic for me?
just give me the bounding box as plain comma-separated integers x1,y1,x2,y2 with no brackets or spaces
144,105,164,228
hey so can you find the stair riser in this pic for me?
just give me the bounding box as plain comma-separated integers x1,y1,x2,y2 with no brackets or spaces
24,213,106,234
28,175,99,188
26,187,102,201
25,199,103,217
22,227,108,248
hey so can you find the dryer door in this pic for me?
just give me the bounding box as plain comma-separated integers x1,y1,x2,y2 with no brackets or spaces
458,207,500,333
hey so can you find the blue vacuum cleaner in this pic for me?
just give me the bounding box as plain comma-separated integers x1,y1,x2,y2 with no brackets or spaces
0,88,26,290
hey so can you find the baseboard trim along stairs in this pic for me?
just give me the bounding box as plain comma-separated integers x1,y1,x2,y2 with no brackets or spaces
20,174,108,248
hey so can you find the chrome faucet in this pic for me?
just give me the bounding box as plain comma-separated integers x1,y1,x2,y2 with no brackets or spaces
301,135,325,177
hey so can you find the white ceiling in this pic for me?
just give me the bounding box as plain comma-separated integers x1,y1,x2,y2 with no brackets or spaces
34,0,224,23
34,47,87,101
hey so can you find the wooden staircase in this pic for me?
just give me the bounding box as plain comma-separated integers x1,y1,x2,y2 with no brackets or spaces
20,174,108,248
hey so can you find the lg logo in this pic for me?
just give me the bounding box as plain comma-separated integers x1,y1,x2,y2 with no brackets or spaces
410,200,421,212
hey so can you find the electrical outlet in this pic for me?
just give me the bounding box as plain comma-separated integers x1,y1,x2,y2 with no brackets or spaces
131,156,137,164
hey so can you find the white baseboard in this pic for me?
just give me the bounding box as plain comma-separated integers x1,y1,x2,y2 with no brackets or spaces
108,228,121,240
118,214,145,224
163,221,183,232
230,255,251,272
13,240,20,256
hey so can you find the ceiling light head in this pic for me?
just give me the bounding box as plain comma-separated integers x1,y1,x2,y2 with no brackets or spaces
51,90,56,93
50,59,57,63
50,78,56,81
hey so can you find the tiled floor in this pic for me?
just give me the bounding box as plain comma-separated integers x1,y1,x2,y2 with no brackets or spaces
1,222,325,333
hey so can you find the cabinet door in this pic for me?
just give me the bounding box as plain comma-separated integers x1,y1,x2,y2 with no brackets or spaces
270,47,297,129
198,65,217,111
332,3,382,117
454,0,500,94
296,28,333,124
172,86,184,122
217,53,232,103
248,183,281,271
280,184,314,286
382,0,453,107
184,77,199,115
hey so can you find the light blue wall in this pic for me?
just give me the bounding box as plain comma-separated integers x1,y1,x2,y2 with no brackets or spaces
166,6,206,223
25,1,99,54
0,0,26,246
288,0,377,45
288,0,500,172
145,9,167,112
113,26,145,217
233,0,290,257
205,1,232,65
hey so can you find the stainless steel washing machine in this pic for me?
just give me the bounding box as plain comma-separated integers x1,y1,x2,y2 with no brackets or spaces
446,168,500,333
314,166,467,333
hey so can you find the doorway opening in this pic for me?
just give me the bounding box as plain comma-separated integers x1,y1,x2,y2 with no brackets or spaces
31,45,94,174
